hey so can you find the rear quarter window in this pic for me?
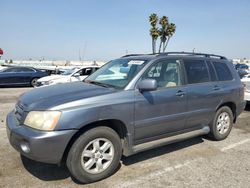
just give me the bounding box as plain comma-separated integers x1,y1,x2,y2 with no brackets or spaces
206,61,217,81
212,62,233,81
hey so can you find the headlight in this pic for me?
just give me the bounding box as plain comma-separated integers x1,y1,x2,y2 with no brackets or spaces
24,111,61,131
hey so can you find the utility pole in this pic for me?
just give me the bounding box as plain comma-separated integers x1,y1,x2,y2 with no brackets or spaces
82,41,87,61
79,48,81,61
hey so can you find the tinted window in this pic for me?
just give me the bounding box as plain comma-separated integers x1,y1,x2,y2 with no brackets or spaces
76,68,93,76
3,67,34,72
212,62,233,81
184,60,209,84
144,59,182,88
207,61,217,81
18,68,35,72
3,68,20,72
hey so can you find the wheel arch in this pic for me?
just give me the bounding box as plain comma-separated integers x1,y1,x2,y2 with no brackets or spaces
61,119,129,165
216,102,236,123
30,77,39,86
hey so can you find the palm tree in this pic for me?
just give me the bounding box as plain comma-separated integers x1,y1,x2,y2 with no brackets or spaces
149,13,159,54
149,14,176,53
163,23,176,52
158,16,169,53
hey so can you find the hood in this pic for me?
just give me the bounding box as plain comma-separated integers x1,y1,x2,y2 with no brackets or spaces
18,82,116,110
38,75,68,82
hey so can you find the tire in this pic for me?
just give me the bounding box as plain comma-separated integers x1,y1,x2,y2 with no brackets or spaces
30,78,38,87
208,106,233,141
66,126,122,183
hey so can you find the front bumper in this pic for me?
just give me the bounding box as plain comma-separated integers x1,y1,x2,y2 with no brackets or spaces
6,111,77,164
35,81,49,88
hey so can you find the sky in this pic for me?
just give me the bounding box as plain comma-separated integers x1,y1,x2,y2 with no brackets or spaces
0,0,250,61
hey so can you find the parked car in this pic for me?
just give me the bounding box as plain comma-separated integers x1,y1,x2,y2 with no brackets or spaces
237,68,248,79
6,52,246,183
0,66,48,87
234,63,249,78
241,74,250,103
235,63,249,70
36,66,99,87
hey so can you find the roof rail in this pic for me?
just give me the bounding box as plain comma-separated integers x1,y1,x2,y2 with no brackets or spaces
121,54,145,58
157,52,226,59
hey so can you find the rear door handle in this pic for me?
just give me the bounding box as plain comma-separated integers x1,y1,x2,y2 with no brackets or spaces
176,90,186,97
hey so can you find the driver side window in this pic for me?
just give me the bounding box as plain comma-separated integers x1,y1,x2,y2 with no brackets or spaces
144,59,182,88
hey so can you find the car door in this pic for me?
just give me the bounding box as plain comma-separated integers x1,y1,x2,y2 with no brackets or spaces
134,58,187,143
0,68,21,85
183,58,219,129
209,60,237,107
18,67,35,84
0,68,13,85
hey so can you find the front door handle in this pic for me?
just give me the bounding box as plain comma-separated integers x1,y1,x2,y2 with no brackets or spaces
176,90,186,97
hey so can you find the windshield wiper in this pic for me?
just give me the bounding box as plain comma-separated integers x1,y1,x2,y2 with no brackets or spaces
85,80,113,88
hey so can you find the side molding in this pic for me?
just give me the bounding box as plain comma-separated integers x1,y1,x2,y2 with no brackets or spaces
131,126,210,154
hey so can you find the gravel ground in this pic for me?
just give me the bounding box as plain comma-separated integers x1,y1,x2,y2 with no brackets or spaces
0,87,250,188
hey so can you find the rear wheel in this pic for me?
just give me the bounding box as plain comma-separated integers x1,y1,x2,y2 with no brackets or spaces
66,126,122,183
30,78,38,87
208,106,233,141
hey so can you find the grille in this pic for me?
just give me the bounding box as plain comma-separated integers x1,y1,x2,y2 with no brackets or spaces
14,102,27,124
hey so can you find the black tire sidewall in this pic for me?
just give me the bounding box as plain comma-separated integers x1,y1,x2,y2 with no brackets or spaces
211,106,233,141
67,127,122,183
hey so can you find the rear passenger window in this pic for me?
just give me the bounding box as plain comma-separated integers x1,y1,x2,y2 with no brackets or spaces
212,62,233,81
184,60,209,84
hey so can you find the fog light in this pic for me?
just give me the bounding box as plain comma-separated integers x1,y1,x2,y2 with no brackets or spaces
20,141,30,153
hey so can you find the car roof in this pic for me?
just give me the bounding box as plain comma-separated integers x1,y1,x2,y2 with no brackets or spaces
120,54,157,61
5,66,37,70
120,52,227,62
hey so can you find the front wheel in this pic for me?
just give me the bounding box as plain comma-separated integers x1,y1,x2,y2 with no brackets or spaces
208,106,233,141
66,126,122,183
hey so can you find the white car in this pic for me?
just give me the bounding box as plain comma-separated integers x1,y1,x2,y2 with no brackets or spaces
241,74,250,102
36,66,99,87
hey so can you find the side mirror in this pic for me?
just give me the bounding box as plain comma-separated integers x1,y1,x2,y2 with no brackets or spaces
74,73,80,77
138,79,157,91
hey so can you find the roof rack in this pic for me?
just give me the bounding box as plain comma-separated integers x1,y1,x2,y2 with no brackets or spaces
157,52,227,59
121,54,145,58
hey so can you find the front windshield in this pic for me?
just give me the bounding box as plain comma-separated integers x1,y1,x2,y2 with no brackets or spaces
86,59,147,88
61,68,77,75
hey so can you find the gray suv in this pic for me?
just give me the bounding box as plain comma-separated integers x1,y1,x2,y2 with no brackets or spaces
6,52,246,183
